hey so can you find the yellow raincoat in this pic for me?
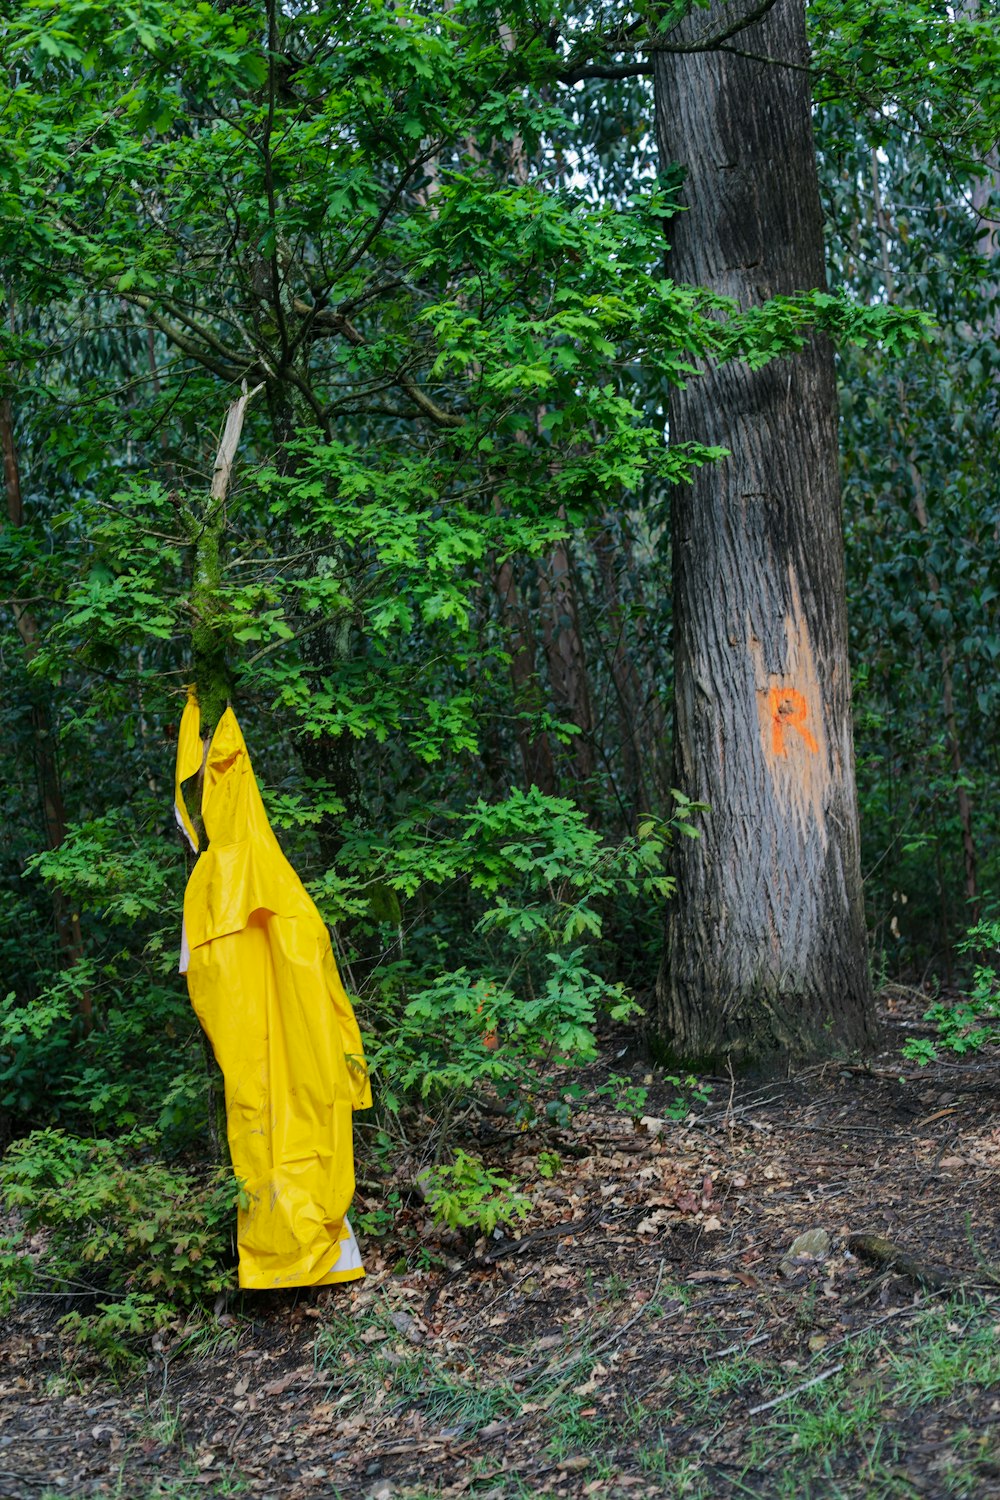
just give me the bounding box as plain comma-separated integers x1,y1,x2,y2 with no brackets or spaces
175,691,371,1289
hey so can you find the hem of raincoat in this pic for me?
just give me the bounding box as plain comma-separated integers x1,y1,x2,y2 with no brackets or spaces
318,1264,365,1285
237,1265,365,1289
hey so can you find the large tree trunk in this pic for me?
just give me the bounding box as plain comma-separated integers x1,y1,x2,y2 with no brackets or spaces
653,0,875,1065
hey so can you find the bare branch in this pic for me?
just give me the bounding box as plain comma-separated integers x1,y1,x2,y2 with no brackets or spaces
126,298,248,383
561,61,654,83
559,0,783,85
292,299,465,429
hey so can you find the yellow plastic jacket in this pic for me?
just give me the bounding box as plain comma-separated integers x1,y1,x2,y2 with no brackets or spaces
175,691,371,1289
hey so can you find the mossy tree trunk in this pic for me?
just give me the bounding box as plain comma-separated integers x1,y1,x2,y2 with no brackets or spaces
188,384,261,1163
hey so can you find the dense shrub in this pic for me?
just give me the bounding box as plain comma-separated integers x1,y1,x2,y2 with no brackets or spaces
0,1128,237,1360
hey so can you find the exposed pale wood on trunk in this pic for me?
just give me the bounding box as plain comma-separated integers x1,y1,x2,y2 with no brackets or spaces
191,382,263,739
653,0,874,1064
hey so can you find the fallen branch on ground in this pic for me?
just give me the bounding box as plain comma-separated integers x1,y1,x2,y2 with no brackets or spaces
847,1232,957,1291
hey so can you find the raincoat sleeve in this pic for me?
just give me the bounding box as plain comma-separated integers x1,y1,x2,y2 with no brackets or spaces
173,686,203,854
325,947,373,1111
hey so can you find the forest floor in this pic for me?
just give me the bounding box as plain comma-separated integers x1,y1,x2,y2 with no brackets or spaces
2,988,1000,1500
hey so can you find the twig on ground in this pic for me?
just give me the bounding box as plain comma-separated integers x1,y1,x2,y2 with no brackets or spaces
836,1064,920,1082
226,1411,250,1459
483,1210,603,1262
775,1121,889,1136
698,1093,787,1124
423,1210,604,1316
440,1267,537,1330
587,1258,669,1360
709,1331,770,1360
918,1132,959,1194
724,1056,737,1143
748,1362,844,1416
823,1302,921,1348
839,1269,896,1307
963,1212,1000,1288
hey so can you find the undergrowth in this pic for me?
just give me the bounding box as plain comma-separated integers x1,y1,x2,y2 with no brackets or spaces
904,917,1000,1066
0,789,711,1350
0,1128,237,1360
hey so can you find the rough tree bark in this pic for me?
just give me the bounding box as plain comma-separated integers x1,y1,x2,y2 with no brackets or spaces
653,0,876,1064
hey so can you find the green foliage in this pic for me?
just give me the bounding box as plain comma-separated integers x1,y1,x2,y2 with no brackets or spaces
359,791,696,1124
0,0,996,1353
817,33,1000,960
811,0,1000,173
658,1074,712,1121
903,919,1000,1064
594,1073,650,1118
0,1128,236,1358
417,1149,531,1236
0,973,202,1137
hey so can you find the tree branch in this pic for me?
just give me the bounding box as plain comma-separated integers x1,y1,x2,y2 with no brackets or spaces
559,0,783,85
561,61,654,83
292,299,465,428
263,0,291,366
126,297,249,383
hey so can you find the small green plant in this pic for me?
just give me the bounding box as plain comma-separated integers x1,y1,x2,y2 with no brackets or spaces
0,1127,237,1357
663,1073,713,1118
0,1235,34,1309
354,1188,402,1238
536,1149,562,1179
594,1072,650,1116
903,918,1000,1065
417,1148,531,1235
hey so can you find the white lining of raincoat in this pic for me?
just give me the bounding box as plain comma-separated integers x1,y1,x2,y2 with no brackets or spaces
331,1218,363,1275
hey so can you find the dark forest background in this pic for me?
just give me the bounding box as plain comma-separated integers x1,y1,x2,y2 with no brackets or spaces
1,0,997,1203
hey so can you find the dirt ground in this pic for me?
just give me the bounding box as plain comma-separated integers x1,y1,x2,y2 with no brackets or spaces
2,988,999,1500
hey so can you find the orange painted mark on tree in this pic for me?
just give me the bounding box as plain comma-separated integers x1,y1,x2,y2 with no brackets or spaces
769,687,819,757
